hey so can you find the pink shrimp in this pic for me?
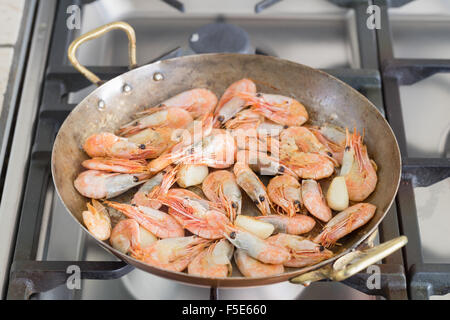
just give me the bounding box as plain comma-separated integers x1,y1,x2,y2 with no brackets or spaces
188,239,234,278
104,201,184,238
238,92,308,127
138,88,217,119
83,132,163,160
82,199,111,240
234,249,284,278
255,214,316,235
158,189,231,239
308,125,346,165
224,227,290,265
314,203,376,247
267,233,333,268
202,170,242,222
131,236,211,272
81,158,149,174
74,170,150,199
118,107,193,136
233,162,271,216
302,179,332,222
341,128,378,201
110,219,157,254
213,78,256,127
267,175,302,217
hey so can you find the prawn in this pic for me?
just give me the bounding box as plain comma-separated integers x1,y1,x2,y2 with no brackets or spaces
82,199,111,240
202,170,242,222
81,158,149,174
233,162,271,216
302,179,332,222
341,128,378,201
213,78,256,127
110,219,157,254
314,203,376,247
131,236,211,272
255,214,316,235
267,175,302,217
234,249,284,278
267,233,333,268
188,239,234,278
104,200,185,238
74,170,150,199
83,132,163,160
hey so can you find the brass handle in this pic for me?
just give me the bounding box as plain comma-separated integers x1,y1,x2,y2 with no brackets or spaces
67,21,137,85
290,235,407,285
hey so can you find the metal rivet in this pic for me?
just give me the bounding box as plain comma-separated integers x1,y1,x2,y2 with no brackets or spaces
122,84,131,93
153,72,164,81
97,99,105,110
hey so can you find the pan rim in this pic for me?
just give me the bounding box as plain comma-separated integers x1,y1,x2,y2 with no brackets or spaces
51,53,402,287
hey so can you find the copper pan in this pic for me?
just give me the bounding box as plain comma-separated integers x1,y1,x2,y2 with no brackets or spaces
51,22,407,287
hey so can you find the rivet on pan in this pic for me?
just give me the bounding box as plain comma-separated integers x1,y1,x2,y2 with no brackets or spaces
153,72,164,81
122,84,132,93
97,99,106,110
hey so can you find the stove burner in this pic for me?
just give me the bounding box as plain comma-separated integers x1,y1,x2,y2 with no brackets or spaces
189,23,252,54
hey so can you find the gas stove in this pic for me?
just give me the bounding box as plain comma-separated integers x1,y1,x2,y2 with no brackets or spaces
1,0,449,300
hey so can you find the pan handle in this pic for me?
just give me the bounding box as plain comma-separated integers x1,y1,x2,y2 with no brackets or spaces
289,235,407,285
68,21,137,86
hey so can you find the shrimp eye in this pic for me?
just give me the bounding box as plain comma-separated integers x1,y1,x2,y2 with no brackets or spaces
139,144,146,149
231,202,237,209
319,245,325,252
133,176,139,182
327,152,333,157
345,146,350,152
256,93,262,97
278,166,285,173
217,115,225,122
294,200,301,206
283,125,289,129
259,195,265,202
134,121,139,126
131,203,137,207
229,231,236,239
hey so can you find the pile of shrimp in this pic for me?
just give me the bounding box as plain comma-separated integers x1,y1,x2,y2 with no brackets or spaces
75,79,378,278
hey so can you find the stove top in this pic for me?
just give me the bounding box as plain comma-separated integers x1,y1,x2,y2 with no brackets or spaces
1,0,449,300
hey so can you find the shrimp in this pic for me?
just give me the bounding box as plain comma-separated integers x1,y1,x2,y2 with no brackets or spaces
131,236,211,272
282,152,334,180
188,239,234,278
81,158,149,174
127,127,178,157
131,171,165,208
104,200,184,238
314,203,376,247
224,109,264,131
213,78,256,127
110,219,157,254
147,130,236,173
82,199,111,240
236,149,296,178
202,170,242,222
280,126,338,166
238,93,308,127
74,170,150,199
266,233,333,268
158,190,231,239
308,125,346,165
302,179,332,222
267,175,302,217
255,214,316,235
341,129,377,201
224,227,290,265
233,162,271,216
83,132,163,160
118,107,193,136
234,249,284,278
139,88,217,119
